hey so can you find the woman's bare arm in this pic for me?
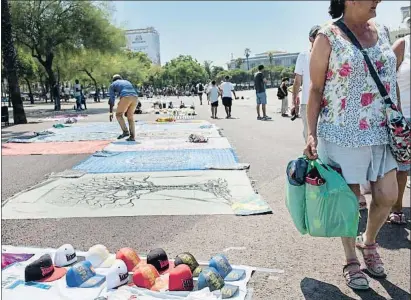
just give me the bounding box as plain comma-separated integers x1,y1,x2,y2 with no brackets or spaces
307,34,332,138
392,38,405,111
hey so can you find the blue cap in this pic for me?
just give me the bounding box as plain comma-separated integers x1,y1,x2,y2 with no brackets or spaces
198,267,239,299
209,254,245,282
66,261,105,288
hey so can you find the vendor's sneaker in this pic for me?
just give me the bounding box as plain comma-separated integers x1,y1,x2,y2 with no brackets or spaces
263,116,272,120
257,116,262,120
117,132,130,139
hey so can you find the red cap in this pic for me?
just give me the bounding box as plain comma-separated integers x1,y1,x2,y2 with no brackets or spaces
132,264,168,291
169,264,194,291
116,248,141,272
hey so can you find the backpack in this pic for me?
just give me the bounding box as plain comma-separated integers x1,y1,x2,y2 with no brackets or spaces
198,83,204,92
277,87,285,98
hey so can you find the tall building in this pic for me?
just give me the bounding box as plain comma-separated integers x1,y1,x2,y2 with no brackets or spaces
125,27,161,65
228,51,299,71
389,6,410,43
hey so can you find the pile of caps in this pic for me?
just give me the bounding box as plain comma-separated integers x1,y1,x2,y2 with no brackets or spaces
24,244,246,298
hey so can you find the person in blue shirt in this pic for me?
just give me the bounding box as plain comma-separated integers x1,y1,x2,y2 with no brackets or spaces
109,74,139,141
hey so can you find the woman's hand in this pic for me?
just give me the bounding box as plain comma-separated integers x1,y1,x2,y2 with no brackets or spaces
304,134,318,160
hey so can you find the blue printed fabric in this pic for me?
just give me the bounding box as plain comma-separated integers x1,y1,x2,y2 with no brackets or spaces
73,149,239,173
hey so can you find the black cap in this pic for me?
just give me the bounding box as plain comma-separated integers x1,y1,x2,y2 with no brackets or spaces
174,252,202,277
146,248,170,273
24,254,66,282
309,25,321,38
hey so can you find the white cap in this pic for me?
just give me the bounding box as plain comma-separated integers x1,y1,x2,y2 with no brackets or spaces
112,74,122,81
86,245,116,268
54,244,77,267
106,259,129,290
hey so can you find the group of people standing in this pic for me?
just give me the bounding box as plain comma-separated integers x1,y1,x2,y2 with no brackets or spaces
291,0,410,291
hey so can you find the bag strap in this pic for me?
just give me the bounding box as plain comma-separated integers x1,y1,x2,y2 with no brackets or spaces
334,19,393,106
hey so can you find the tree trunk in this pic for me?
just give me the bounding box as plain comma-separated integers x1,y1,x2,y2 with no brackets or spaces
38,54,61,110
82,69,99,102
24,77,34,104
1,0,27,124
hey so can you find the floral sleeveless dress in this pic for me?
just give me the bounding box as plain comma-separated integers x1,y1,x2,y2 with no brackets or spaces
317,22,398,148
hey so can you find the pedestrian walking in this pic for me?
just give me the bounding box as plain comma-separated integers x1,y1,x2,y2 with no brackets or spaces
73,79,82,111
80,86,87,110
304,0,399,290
219,76,237,119
64,85,70,102
209,80,220,119
389,33,410,224
277,78,289,117
254,65,271,120
292,25,321,139
109,74,139,142
196,82,205,105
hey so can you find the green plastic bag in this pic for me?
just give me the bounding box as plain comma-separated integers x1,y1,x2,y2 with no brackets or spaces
285,157,311,235
305,159,359,237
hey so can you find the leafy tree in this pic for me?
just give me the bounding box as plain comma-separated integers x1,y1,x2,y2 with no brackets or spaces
211,66,224,79
11,0,125,110
235,58,244,69
267,51,275,87
1,0,27,123
16,47,38,104
163,55,207,86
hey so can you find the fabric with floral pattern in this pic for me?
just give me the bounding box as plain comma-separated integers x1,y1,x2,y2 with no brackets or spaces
317,23,398,148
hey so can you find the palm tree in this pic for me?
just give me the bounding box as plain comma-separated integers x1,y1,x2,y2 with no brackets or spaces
203,60,213,80
244,48,251,88
1,0,27,124
267,51,275,88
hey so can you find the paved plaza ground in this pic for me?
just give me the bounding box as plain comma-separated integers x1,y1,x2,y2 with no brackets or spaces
1,88,410,299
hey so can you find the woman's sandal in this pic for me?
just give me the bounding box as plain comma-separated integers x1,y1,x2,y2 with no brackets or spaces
358,195,367,211
343,259,369,290
356,234,386,278
388,212,407,225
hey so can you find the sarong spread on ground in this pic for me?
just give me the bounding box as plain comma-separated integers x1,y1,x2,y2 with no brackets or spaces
2,170,271,219
1,245,254,300
2,141,111,155
73,149,239,173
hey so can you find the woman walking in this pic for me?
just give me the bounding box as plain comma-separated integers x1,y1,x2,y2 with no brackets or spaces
389,33,410,224
304,0,399,290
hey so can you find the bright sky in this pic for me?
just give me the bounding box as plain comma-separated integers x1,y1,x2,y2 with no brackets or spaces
112,1,409,67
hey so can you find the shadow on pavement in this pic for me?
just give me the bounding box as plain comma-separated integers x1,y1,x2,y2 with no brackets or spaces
372,278,411,300
358,208,411,250
1,131,34,142
301,277,387,300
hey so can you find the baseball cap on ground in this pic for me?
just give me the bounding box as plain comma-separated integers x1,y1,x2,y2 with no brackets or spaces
54,244,77,267
146,248,174,274
198,267,239,299
86,245,116,268
169,264,194,291
209,254,245,281
309,25,321,38
116,248,142,272
66,261,105,288
25,254,67,282
106,259,129,290
132,264,168,292
174,252,202,277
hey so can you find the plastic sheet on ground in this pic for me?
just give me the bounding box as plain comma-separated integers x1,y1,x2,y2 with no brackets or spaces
2,141,111,155
103,138,232,152
73,149,239,173
1,171,263,219
1,245,254,300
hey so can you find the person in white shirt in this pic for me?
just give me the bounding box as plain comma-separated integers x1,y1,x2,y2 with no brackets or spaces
389,33,410,224
64,85,70,102
209,81,220,119
292,25,321,142
219,76,237,119
73,79,82,111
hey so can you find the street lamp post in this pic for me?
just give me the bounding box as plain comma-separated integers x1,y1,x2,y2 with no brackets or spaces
244,48,251,89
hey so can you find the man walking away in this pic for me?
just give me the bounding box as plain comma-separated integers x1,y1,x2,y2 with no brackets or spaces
254,65,271,120
219,76,237,119
80,86,87,110
197,82,204,105
109,74,139,142
64,85,70,102
277,78,289,117
209,80,220,119
292,25,321,141
73,79,82,111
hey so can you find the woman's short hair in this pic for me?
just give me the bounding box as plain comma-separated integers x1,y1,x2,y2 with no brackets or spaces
329,0,345,19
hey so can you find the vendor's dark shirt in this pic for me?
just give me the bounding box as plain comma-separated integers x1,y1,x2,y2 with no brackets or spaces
254,72,265,93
